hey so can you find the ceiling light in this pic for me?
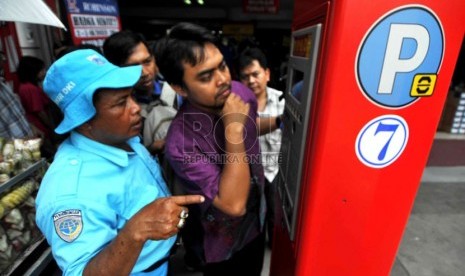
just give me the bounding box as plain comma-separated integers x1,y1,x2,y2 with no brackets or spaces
184,0,191,5
198,0,204,5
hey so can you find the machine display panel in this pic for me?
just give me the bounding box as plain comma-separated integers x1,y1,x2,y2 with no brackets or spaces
278,23,321,240
292,32,314,58
287,25,321,107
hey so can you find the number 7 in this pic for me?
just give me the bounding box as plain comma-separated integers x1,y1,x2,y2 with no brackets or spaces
375,122,399,161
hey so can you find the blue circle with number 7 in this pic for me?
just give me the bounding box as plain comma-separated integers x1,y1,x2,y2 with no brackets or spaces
356,115,409,168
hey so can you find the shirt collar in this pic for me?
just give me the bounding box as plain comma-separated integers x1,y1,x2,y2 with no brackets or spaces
133,82,160,104
181,101,219,120
266,87,281,104
69,131,141,167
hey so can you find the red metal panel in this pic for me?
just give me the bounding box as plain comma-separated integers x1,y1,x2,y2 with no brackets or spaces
271,0,465,275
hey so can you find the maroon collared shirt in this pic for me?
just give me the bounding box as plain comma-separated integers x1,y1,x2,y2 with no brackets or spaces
165,81,266,263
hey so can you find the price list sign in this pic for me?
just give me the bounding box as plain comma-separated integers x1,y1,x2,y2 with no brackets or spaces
64,0,121,47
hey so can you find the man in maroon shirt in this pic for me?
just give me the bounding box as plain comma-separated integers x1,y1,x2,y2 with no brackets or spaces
156,22,274,275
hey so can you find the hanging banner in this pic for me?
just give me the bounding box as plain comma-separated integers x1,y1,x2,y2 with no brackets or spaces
63,0,121,47
243,0,279,14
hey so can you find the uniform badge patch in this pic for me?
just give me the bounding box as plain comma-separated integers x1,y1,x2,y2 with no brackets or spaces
53,209,83,243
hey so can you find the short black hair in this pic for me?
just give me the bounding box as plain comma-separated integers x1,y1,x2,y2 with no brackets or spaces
155,22,218,86
55,44,102,60
103,31,151,66
17,56,45,84
237,47,268,73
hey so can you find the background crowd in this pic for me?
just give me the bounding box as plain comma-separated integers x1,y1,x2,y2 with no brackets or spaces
0,22,287,276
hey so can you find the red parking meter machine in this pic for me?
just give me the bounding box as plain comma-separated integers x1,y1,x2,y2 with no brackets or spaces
270,0,465,275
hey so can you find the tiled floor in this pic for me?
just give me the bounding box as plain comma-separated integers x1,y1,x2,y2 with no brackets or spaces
392,166,465,276
392,132,465,275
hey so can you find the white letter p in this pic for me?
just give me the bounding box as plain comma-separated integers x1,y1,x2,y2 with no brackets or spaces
378,24,429,94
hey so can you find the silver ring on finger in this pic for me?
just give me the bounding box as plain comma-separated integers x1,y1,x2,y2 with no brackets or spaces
177,218,186,229
179,209,189,219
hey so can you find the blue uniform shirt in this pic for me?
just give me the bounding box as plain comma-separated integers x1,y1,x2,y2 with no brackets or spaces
35,132,175,275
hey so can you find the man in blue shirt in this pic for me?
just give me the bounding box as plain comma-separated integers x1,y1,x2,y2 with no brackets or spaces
103,31,175,155
103,31,179,193
35,49,204,275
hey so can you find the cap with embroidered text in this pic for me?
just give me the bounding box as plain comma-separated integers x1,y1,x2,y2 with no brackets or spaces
43,49,142,134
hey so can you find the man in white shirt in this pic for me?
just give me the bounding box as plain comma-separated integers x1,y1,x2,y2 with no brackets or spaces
238,47,285,248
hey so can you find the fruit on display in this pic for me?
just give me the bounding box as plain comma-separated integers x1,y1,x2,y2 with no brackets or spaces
3,209,30,251
14,138,42,163
0,181,36,212
0,162,13,176
0,138,42,182
0,138,44,273
0,225,16,270
0,175,9,184
0,178,41,272
1,141,14,160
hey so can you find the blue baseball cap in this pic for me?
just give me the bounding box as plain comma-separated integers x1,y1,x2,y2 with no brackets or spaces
43,49,142,134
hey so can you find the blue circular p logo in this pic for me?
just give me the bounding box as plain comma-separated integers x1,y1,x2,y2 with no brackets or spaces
356,6,444,108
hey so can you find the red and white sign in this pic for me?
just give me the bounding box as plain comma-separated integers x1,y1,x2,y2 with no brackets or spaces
64,0,121,47
243,0,279,14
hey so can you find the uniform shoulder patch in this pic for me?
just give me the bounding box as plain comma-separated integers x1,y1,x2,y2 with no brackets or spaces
53,209,83,243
